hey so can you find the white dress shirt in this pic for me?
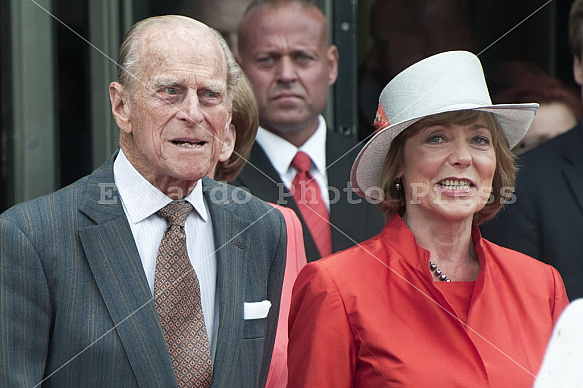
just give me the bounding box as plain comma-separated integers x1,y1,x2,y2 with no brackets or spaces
113,150,219,361
255,115,330,210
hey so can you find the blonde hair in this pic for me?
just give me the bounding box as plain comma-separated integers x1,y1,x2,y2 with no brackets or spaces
378,110,516,224
214,73,259,181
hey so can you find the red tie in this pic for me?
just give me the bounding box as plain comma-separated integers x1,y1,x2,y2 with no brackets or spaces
290,151,333,257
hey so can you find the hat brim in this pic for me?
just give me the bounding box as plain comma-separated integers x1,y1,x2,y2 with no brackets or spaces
350,103,539,201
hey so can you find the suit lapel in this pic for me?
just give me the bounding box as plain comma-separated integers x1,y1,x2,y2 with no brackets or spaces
202,178,247,387
78,155,176,387
233,144,321,261
562,122,583,213
235,143,287,204
326,131,364,252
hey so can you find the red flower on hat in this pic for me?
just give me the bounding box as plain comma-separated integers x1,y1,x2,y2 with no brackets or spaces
373,103,390,133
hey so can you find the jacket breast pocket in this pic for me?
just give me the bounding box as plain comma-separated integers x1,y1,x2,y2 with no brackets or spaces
243,317,267,339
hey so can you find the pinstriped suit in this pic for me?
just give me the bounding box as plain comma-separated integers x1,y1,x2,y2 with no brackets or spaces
0,153,287,388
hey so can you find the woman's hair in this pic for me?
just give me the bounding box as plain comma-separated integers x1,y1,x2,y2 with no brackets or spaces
213,73,259,181
378,110,516,224
493,61,582,122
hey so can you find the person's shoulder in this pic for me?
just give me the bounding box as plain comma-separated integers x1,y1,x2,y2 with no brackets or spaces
510,122,582,189
519,121,583,167
267,202,297,221
309,231,385,271
202,177,284,224
481,237,556,272
1,175,89,225
325,130,364,161
326,129,361,146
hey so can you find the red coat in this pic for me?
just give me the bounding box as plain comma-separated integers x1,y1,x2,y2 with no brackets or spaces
288,214,569,387
266,205,307,388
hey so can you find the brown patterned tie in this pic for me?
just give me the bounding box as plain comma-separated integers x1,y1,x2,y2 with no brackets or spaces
154,200,213,388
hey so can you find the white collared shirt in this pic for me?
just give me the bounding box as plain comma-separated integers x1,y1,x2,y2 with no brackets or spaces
113,150,218,361
255,115,330,210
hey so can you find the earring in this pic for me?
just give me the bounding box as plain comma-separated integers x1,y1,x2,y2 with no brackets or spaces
394,178,402,191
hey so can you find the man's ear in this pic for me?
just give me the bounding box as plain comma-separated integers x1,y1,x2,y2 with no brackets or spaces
574,56,583,86
327,45,339,85
218,123,236,163
109,82,132,133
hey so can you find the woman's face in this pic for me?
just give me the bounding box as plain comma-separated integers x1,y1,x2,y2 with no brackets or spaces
398,117,496,223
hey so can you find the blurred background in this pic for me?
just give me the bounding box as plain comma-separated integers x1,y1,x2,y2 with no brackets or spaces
0,0,576,212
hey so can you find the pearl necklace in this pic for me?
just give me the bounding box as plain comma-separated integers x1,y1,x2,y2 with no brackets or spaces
430,261,451,282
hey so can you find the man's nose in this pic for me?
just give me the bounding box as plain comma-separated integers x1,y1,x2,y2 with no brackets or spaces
175,92,204,126
276,56,298,83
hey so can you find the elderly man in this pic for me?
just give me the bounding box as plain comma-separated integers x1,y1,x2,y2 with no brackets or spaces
232,0,384,262
0,15,286,388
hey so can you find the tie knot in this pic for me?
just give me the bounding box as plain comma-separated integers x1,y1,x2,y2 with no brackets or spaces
157,200,192,227
291,151,313,173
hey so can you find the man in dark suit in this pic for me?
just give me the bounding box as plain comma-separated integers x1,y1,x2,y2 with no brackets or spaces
0,15,286,387
233,0,385,262
480,0,583,300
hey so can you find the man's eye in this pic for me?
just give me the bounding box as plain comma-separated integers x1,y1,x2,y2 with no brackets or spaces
258,57,273,65
295,54,311,63
200,91,222,104
164,87,177,95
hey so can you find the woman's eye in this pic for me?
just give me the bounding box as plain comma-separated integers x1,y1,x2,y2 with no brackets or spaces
473,136,491,145
428,134,444,143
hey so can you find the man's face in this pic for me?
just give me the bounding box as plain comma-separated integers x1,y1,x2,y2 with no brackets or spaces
114,24,233,193
238,4,338,137
574,54,583,100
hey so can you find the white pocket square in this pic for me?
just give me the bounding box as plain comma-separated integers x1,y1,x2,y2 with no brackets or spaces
244,300,272,320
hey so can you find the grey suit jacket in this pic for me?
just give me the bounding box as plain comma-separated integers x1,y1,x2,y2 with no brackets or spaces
480,121,583,300
230,130,385,262
0,153,287,387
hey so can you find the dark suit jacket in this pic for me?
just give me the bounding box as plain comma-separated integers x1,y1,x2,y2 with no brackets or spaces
0,153,287,387
231,130,385,262
480,121,583,300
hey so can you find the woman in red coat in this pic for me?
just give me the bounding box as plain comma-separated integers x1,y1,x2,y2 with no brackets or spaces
287,51,569,387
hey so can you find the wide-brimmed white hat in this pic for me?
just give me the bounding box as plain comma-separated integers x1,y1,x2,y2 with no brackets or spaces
351,50,539,201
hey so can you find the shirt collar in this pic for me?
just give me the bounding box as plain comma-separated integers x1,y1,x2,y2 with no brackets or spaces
255,115,327,176
113,150,209,224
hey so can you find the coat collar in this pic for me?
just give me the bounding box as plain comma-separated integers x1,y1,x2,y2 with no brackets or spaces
200,177,251,387
380,214,487,284
78,153,177,387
